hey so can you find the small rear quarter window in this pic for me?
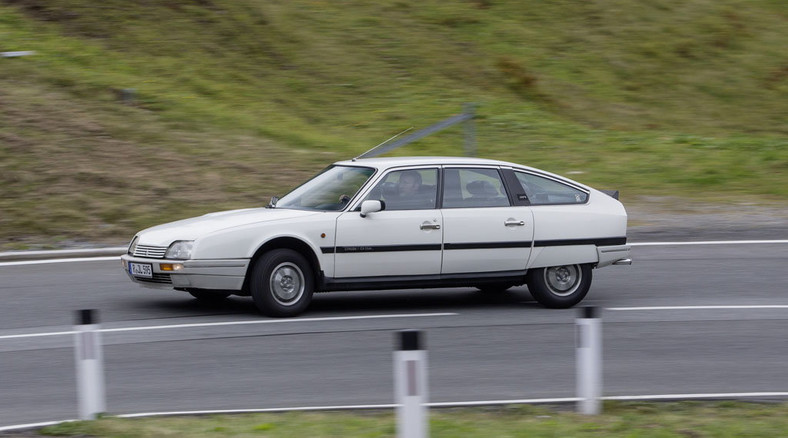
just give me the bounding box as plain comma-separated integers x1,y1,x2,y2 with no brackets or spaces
515,172,588,205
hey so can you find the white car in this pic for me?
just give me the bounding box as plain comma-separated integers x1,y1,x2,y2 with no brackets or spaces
121,157,631,316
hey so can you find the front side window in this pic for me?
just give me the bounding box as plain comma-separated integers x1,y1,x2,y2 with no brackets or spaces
276,165,375,211
442,168,510,208
363,168,438,210
515,171,588,205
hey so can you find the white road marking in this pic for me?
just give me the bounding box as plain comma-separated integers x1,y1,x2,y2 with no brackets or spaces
0,330,76,340
0,313,457,340
607,305,788,311
7,392,785,429
630,240,788,246
98,312,457,333
0,256,120,266
0,420,77,433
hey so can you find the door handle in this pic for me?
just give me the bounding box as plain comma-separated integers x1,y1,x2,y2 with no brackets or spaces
504,219,525,227
420,222,441,230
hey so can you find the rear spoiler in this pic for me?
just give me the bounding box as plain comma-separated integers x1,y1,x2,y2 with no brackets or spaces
600,190,620,200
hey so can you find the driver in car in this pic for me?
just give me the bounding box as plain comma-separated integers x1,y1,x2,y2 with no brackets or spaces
397,171,422,197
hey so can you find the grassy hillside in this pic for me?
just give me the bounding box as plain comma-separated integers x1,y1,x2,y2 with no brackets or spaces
1,0,786,248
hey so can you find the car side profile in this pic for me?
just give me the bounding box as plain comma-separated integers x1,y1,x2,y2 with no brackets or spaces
121,157,631,317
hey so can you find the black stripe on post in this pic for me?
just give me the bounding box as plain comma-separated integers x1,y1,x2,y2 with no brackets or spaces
398,330,423,351
581,306,599,319
76,309,98,325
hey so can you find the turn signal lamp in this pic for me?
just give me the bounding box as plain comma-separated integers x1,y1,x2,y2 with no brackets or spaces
159,263,184,271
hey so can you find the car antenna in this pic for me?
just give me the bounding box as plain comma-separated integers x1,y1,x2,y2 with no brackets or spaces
353,127,413,161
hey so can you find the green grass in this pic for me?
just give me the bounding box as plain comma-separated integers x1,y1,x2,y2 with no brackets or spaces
1,0,786,248
35,402,788,437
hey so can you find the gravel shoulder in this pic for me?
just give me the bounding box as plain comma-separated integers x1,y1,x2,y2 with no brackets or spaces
626,198,788,241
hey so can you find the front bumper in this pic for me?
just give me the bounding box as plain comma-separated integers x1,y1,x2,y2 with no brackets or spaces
120,254,249,290
596,244,632,268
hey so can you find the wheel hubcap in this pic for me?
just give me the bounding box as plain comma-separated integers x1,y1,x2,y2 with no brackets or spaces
270,262,305,306
544,265,581,296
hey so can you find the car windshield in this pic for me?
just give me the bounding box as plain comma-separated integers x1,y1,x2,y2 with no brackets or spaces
275,165,376,211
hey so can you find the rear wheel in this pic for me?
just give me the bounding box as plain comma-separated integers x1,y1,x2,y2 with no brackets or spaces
526,264,592,308
250,249,314,317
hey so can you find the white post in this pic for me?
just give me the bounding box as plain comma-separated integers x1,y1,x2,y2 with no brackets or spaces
576,306,602,415
394,330,428,438
74,309,106,420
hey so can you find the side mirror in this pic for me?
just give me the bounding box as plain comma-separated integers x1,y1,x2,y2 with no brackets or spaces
360,200,384,218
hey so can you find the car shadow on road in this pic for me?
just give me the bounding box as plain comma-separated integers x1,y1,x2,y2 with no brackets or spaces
307,287,539,314
124,287,540,319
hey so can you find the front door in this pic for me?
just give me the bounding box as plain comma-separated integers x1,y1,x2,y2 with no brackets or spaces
333,168,443,278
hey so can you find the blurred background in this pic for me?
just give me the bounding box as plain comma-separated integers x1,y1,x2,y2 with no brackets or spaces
1,0,786,249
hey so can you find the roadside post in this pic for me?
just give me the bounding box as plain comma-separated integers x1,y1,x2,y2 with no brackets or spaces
576,306,602,415
394,330,428,438
74,309,106,420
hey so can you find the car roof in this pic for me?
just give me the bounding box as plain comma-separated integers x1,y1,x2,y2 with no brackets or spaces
335,156,521,170
335,156,593,192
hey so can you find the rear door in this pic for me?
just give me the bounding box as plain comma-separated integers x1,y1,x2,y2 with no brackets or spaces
440,166,533,274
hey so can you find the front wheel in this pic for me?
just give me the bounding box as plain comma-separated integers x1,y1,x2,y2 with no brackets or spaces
526,264,592,308
250,249,314,317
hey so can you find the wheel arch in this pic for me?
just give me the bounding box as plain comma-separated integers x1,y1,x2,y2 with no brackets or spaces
243,237,323,294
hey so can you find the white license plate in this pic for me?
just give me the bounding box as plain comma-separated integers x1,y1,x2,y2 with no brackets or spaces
129,262,153,279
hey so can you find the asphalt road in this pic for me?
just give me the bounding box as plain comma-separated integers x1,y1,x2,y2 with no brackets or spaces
1,243,787,427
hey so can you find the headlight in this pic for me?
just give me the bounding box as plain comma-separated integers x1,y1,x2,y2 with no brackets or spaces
165,240,194,260
128,236,139,255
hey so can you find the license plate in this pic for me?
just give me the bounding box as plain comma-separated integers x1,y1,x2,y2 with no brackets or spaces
129,262,153,279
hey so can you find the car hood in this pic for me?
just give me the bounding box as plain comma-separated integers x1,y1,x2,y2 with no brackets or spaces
136,208,321,246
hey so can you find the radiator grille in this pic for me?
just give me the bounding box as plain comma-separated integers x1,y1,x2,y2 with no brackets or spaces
132,245,168,259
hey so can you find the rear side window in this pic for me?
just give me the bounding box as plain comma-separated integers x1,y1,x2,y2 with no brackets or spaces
443,168,510,208
515,171,588,205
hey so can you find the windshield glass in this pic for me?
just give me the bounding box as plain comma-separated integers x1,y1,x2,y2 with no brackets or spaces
276,165,376,211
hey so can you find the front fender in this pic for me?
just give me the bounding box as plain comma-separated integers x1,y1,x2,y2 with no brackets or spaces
191,212,339,271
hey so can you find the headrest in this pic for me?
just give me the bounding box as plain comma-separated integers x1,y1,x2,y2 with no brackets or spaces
466,180,498,196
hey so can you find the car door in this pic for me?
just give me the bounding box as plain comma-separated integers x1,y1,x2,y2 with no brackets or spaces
440,166,533,274
332,168,443,278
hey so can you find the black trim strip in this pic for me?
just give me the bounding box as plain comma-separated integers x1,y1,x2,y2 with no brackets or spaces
322,238,626,254
534,237,627,247
334,244,442,254
444,241,532,250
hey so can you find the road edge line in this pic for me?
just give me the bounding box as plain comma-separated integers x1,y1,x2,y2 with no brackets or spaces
3,392,786,432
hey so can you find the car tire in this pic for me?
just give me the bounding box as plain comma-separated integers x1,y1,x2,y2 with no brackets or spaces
250,249,314,317
526,264,592,308
475,283,514,293
187,289,231,302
